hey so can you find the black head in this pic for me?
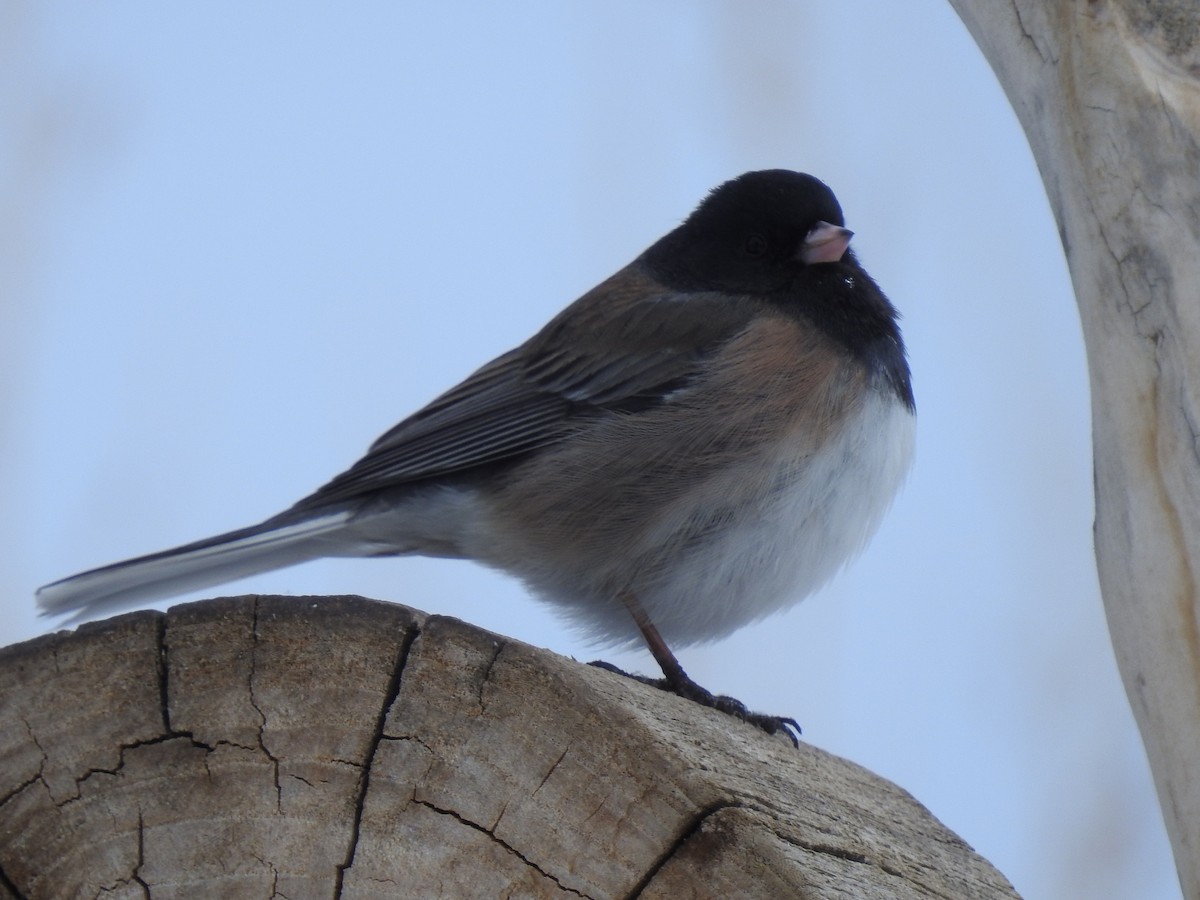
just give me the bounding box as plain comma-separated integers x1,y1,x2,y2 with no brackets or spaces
640,170,848,294
641,170,913,411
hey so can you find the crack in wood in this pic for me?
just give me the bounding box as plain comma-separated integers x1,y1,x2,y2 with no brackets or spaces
247,598,283,814
776,831,965,900
333,621,421,898
68,732,215,806
132,808,151,899
623,801,743,899
786,838,868,865
412,798,592,899
0,861,28,900
476,638,506,713
155,615,171,734
532,744,572,796
0,770,44,811
252,852,285,899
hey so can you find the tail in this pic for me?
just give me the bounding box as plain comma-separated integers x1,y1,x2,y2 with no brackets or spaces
36,510,353,622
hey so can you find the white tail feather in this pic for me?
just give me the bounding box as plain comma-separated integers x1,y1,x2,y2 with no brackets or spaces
36,512,353,621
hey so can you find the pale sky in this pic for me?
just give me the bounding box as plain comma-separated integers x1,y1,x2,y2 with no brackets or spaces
1,4,1180,898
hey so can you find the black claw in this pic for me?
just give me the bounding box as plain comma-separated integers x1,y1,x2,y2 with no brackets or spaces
587,659,801,746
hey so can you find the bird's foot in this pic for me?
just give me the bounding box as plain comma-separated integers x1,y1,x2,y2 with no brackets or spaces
588,660,801,746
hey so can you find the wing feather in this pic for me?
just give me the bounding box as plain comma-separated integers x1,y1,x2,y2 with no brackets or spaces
291,266,759,511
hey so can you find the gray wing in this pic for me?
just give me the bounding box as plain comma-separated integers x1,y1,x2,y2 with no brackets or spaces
290,269,758,511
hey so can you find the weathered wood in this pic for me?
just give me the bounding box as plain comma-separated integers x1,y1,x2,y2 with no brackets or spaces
0,595,1018,898
944,3,1200,896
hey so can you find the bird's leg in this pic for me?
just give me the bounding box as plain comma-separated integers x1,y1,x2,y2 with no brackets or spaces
588,591,802,746
620,590,695,694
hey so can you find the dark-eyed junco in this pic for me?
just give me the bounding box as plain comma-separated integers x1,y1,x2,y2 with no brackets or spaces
38,170,913,740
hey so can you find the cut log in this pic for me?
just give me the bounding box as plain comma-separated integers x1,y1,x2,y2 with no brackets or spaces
0,595,1018,898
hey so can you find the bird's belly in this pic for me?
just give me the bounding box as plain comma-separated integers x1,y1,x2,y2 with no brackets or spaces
637,389,915,646
472,387,914,649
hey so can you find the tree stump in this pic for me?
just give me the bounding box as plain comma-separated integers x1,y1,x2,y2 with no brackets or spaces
0,595,1018,898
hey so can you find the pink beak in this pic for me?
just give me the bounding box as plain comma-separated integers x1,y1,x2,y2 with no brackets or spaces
799,220,853,265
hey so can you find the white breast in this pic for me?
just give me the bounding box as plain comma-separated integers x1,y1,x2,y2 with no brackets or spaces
631,387,915,647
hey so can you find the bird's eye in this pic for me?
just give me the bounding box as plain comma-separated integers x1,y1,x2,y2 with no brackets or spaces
743,233,769,258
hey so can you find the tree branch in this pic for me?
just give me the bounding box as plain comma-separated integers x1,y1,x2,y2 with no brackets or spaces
946,2,1200,896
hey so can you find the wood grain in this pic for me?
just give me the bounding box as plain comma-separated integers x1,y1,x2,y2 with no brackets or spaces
0,595,1016,899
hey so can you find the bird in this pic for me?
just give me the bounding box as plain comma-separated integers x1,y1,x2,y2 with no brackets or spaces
38,169,914,740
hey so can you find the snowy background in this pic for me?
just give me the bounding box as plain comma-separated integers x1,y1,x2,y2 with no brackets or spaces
1,3,1180,898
